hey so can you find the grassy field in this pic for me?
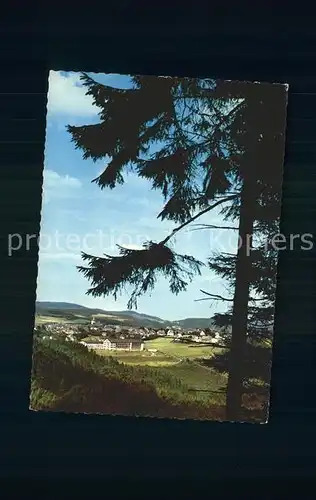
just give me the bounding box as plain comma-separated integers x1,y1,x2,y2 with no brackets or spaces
31,337,228,419
162,361,227,393
94,337,228,404
145,337,222,359
94,313,126,322
95,352,227,404
96,349,175,367
93,337,225,368
35,315,69,324
35,314,89,325
31,336,265,421
144,338,227,400
94,337,221,366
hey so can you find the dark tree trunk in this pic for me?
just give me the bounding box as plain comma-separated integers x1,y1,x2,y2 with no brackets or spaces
226,176,255,421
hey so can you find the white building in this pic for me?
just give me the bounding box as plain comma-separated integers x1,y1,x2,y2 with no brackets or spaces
81,338,144,351
192,335,202,343
103,338,144,351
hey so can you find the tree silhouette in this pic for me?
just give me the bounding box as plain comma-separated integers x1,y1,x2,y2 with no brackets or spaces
198,84,286,420
199,239,279,420
67,73,287,420
196,83,287,419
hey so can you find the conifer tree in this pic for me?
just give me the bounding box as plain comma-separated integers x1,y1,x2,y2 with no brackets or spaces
67,73,287,420
197,83,287,419
68,73,242,309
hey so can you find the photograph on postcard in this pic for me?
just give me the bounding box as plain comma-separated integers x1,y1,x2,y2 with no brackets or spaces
28,71,288,422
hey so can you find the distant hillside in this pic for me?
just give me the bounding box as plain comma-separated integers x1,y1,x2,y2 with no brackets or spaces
36,302,112,317
174,317,216,329
36,301,95,311
118,310,165,323
35,301,216,330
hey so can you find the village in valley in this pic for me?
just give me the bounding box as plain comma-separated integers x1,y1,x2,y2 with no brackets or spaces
32,304,231,419
35,315,226,352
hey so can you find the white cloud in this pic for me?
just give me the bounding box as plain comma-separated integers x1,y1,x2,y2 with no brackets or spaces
120,243,144,251
42,169,82,204
44,169,82,189
39,252,82,261
47,71,98,117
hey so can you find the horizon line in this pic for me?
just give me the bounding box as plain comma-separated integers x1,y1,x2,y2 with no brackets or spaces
35,299,213,323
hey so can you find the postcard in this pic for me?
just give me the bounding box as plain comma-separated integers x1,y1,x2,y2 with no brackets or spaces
28,70,288,422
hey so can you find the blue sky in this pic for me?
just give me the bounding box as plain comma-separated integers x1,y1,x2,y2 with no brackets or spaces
36,70,238,321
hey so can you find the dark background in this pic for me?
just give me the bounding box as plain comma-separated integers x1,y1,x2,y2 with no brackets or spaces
1,5,316,493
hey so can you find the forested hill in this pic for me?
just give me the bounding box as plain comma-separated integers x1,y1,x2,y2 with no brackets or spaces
35,301,216,329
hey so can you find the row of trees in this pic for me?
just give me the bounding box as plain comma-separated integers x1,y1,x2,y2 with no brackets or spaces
66,73,287,420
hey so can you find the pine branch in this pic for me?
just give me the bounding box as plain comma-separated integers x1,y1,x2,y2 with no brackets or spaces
196,290,234,302
195,289,264,303
189,223,238,231
77,242,204,310
160,194,237,245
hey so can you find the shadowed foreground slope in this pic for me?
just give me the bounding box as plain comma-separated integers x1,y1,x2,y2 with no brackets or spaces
30,338,226,420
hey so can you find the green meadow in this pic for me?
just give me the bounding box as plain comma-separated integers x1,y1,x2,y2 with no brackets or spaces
94,337,228,404
145,337,222,359
35,314,89,325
